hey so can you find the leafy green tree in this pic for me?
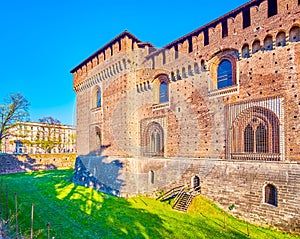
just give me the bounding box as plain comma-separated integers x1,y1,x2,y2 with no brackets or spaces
0,93,30,150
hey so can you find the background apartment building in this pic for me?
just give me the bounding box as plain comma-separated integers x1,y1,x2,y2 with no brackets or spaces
2,121,76,154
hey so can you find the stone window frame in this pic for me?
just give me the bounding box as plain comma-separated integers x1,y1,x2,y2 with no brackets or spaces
208,50,238,97
91,85,102,109
152,74,170,110
230,106,280,161
142,121,165,157
262,183,278,207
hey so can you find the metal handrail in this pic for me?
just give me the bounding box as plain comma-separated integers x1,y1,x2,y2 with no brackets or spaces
172,186,187,209
156,185,185,201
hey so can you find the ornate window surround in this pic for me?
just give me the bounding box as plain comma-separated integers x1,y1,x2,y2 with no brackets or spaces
208,50,239,98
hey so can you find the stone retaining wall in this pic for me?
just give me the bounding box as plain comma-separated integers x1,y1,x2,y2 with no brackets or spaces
0,153,76,174
73,155,300,231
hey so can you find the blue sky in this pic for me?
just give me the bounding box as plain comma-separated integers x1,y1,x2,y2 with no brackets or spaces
0,0,248,126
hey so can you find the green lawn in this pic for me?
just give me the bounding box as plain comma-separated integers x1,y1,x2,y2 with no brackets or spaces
0,169,299,239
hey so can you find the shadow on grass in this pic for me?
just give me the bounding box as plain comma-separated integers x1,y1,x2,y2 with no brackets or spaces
45,174,166,239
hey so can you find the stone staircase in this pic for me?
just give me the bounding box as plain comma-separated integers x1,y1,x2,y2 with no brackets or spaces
172,192,194,212
157,184,200,213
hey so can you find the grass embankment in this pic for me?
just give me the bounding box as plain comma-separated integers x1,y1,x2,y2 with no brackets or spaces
0,169,298,239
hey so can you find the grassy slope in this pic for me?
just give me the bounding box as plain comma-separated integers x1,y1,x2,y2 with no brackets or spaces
0,169,299,239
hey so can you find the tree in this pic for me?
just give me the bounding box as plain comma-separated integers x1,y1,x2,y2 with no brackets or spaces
38,116,61,125
0,93,30,149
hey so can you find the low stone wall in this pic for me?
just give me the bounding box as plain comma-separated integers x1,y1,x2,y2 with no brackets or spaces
0,153,76,174
73,155,300,231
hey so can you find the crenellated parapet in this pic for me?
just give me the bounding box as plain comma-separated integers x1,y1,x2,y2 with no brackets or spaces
71,31,154,91
145,0,300,69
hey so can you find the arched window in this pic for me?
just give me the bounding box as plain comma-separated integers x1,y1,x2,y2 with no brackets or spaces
263,36,273,51
264,184,277,206
252,40,261,54
191,176,200,191
143,122,164,157
159,82,169,103
276,31,286,47
149,170,155,184
92,86,101,108
96,89,101,107
289,26,300,42
217,60,233,89
244,124,254,152
256,123,268,153
231,106,280,161
242,44,250,58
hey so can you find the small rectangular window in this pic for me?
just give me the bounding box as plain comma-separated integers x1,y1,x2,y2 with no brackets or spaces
268,0,278,17
188,37,193,53
151,57,155,69
222,20,228,38
204,29,209,46
242,8,251,28
175,45,179,59
162,51,166,64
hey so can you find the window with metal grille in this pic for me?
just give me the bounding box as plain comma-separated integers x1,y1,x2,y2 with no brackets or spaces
256,123,268,153
244,124,254,152
159,82,169,103
217,60,233,89
264,184,277,206
229,100,281,161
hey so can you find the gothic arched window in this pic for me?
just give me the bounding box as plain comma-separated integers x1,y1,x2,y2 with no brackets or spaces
217,60,233,89
256,123,268,153
244,124,254,152
230,106,280,161
143,122,164,157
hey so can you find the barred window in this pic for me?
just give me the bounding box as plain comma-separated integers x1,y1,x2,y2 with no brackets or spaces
244,124,254,152
256,123,268,153
217,60,233,89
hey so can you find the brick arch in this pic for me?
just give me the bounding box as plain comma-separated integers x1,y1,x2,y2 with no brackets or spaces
289,25,300,42
208,50,237,91
231,106,280,160
275,31,286,47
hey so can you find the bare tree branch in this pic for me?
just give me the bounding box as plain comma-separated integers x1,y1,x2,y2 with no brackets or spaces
0,93,30,144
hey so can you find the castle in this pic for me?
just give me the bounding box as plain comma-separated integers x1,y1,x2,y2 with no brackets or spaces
71,0,300,230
